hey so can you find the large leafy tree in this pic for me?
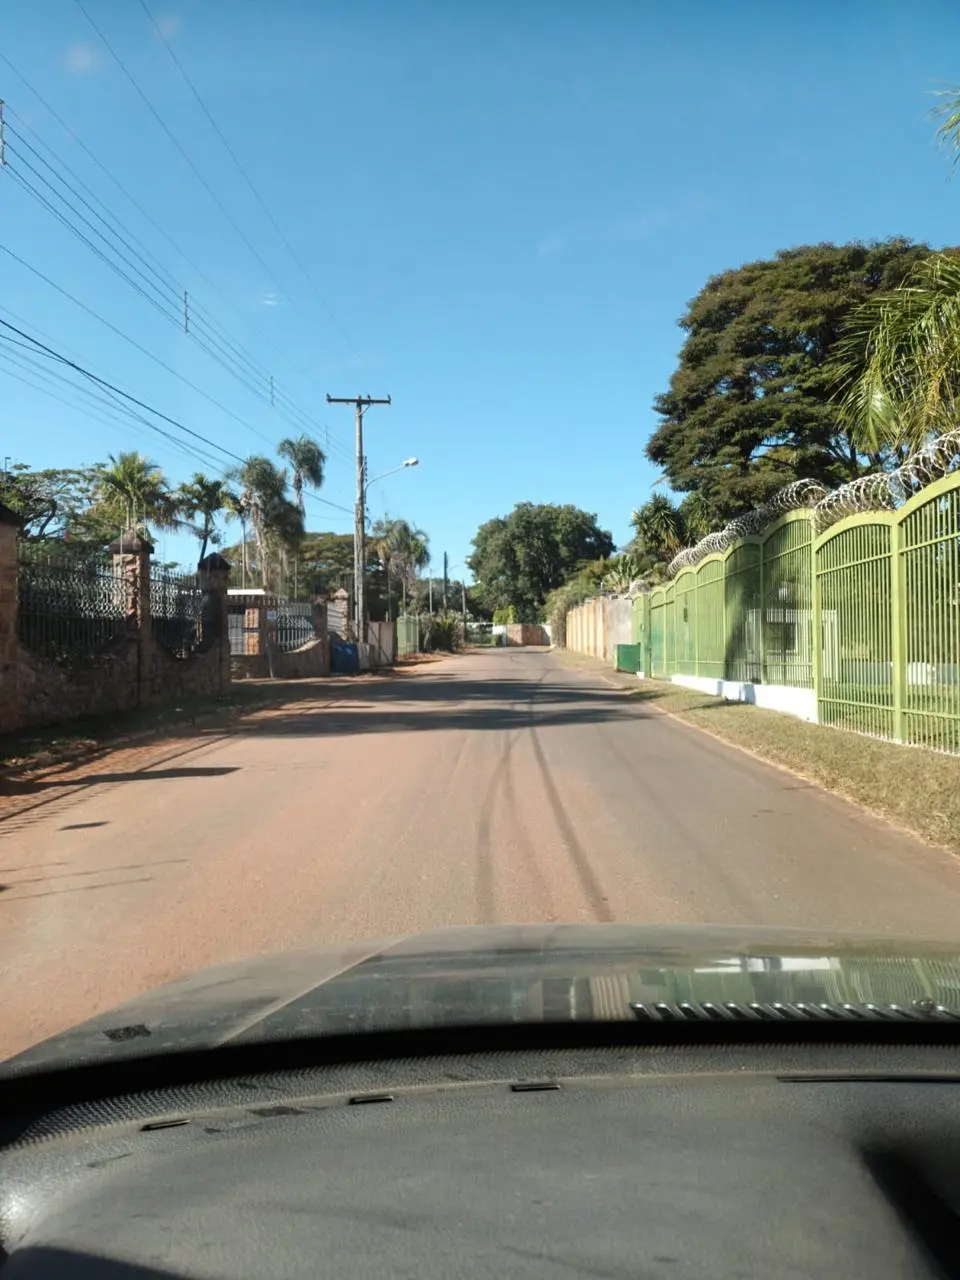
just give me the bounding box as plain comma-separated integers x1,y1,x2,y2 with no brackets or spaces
468,503,614,618
1,464,100,541
647,239,934,521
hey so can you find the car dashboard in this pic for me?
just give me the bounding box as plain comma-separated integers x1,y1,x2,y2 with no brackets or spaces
1,1041,959,1278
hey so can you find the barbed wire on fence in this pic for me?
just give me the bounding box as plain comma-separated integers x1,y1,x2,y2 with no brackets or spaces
664,425,960,578
667,479,828,576
812,424,960,530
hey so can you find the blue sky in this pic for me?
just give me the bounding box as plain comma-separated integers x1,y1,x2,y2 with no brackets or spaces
3,0,960,573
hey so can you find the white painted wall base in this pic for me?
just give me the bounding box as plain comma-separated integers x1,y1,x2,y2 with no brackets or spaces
669,674,818,723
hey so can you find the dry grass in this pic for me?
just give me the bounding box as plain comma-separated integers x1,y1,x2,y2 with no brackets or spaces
555,650,960,853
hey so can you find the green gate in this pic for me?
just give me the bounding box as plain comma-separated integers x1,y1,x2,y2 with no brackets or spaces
396,614,420,657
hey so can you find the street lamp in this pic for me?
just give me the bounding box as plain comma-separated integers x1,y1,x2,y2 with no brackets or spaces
360,457,419,635
364,457,418,497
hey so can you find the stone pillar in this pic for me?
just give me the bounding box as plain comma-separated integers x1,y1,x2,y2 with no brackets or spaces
198,552,232,694
108,531,153,706
0,504,24,734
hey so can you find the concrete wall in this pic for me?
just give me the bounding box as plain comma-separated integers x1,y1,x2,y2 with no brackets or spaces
367,621,396,667
1,519,232,734
564,597,633,663
669,673,818,723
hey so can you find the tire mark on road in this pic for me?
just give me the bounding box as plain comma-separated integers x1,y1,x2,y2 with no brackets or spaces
528,725,614,923
593,721,761,920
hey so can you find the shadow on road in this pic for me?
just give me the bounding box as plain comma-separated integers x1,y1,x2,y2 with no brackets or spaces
239,669,647,738
1,766,239,797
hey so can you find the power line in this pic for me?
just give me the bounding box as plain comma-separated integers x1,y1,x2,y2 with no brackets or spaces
0,347,215,469
74,0,353,365
138,0,364,368
0,62,359,457
0,316,245,463
3,126,356,463
0,239,285,451
0,341,228,472
0,318,357,514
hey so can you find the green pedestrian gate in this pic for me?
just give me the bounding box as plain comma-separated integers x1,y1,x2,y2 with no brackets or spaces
396,615,420,657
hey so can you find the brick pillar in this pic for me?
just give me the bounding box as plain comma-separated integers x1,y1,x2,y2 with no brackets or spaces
109,531,153,705
198,552,232,694
0,504,24,733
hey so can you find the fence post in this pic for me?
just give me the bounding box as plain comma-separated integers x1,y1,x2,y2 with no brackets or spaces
109,531,153,706
639,594,651,678
758,537,766,684
811,537,823,724
198,551,231,695
890,519,906,743
0,504,24,733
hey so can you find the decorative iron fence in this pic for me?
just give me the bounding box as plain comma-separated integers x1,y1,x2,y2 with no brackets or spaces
633,471,960,754
151,567,203,659
17,543,130,666
272,602,315,652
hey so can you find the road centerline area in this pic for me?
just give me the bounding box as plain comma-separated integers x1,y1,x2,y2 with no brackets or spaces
2,648,960,1060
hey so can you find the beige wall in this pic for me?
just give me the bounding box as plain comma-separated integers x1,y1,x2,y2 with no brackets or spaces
564,597,633,664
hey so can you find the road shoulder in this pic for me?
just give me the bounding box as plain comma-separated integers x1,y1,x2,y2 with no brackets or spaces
551,649,960,856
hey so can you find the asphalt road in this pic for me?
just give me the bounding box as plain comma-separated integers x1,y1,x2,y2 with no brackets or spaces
2,647,960,1060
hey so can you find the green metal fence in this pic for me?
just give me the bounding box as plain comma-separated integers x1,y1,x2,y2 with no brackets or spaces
645,510,815,689
396,614,420,657
636,474,960,754
815,472,960,753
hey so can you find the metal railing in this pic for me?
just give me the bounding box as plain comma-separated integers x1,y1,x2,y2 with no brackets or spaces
151,567,203,659
17,543,130,666
273,602,316,652
637,469,960,755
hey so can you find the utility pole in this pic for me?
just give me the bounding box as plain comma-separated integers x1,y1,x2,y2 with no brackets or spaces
461,581,467,626
0,101,6,168
442,552,448,612
326,393,391,640
429,576,434,614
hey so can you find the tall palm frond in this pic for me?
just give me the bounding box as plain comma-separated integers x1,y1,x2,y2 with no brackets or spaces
93,452,178,536
277,435,326,516
832,254,960,452
932,85,960,168
630,494,686,555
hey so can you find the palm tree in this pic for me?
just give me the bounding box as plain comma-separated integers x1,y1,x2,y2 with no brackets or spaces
223,489,251,586
678,491,717,542
832,87,960,453
176,473,235,562
369,517,430,618
277,435,326,517
630,495,686,558
228,456,303,590
92,452,177,538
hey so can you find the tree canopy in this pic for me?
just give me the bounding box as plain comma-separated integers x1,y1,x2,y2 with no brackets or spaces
647,239,935,521
468,502,614,618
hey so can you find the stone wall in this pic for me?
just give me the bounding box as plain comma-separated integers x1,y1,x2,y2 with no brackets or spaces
0,514,233,735
504,623,550,647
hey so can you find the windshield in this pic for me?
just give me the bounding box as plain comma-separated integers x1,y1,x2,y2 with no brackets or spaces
2,4,960,1069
